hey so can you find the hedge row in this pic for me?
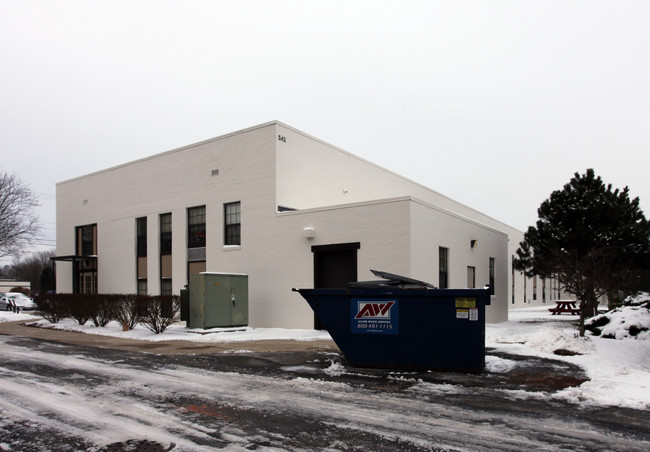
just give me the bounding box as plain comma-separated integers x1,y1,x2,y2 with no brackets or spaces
34,293,181,334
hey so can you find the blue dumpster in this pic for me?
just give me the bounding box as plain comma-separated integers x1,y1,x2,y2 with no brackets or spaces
293,270,491,372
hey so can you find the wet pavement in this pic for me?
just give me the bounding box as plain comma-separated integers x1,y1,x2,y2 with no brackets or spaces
0,319,590,393
0,321,648,451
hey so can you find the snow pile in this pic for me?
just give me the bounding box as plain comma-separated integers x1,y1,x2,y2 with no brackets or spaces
323,360,347,376
0,312,40,323
555,338,650,409
484,355,518,373
585,292,650,340
524,327,594,355
26,317,332,343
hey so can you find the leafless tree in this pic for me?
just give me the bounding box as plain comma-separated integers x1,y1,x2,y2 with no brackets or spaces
0,171,40,258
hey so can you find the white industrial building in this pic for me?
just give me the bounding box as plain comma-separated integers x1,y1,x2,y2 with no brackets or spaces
55,121,553,328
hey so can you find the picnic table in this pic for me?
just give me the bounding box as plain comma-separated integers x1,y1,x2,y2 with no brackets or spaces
548,300,580,315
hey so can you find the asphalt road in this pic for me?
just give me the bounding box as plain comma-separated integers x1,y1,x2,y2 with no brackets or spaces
0,333,649,451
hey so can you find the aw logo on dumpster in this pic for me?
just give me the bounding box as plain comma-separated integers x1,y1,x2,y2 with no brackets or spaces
354,301,395,319
351,299,399,335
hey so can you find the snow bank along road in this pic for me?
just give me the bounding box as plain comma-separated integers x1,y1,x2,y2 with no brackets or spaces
0,335,648,451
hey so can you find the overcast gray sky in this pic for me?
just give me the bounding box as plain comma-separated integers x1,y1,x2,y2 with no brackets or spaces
1,0,649,263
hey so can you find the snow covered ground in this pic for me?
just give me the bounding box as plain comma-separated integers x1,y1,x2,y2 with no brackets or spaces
487,305,650,410
1,302,649,411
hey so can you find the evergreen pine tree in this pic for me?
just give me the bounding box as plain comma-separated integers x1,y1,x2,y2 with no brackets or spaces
514,169,650,335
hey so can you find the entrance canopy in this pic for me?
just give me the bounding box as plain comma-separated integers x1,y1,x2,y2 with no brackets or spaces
51,255,98,293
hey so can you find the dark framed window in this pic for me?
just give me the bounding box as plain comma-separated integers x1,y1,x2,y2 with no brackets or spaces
161,279,172,296
136,217,147,257
74,224,97,294
224,202,241,246
137,279,148,296
160,213,172,255
77,224,96,256
533,275,537,300
489,257,495,295
188,206,206,248
439,247,448,289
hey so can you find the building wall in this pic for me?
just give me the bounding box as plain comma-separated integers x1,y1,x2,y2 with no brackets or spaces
56,120,532,327
254,198,413,328
273,196,508,327
409,199,508,323
0,280,31,293
56,122,278,295
276,122,512,228
274,122,534,314
506,228,566,308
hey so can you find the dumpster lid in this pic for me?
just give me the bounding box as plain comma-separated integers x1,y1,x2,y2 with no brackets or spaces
347,269,437,289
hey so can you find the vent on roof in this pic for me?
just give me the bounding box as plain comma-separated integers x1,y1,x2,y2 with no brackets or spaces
211,169,219,176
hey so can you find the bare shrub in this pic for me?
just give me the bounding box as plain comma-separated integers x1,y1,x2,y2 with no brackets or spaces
35,294,68,323
89,295,120,327
137,295,181,334
114,294,140,330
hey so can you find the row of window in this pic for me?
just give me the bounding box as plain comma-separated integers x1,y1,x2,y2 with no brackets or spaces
438,246,496,295
137,202,241,256
510,255,561,304
188,203,241,248
136,202,241,295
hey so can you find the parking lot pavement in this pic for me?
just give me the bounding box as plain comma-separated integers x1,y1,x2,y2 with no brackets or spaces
0,320,588,393
1,332,649,452
0,318,592,396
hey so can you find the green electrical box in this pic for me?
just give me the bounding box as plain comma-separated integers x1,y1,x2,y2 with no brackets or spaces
188,272,248,329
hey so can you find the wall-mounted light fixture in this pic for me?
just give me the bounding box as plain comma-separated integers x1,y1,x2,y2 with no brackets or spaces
470,240,478,249
303,227,315,239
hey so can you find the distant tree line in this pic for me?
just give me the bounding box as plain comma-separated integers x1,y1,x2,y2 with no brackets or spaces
0,250,56,295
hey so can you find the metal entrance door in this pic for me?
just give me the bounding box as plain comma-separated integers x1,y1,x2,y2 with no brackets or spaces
312,242,359,329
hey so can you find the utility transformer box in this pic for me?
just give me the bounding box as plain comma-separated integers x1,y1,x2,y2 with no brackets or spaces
188,272,248,329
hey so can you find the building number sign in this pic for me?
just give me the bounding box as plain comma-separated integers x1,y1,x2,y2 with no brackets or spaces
278,135,287,142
